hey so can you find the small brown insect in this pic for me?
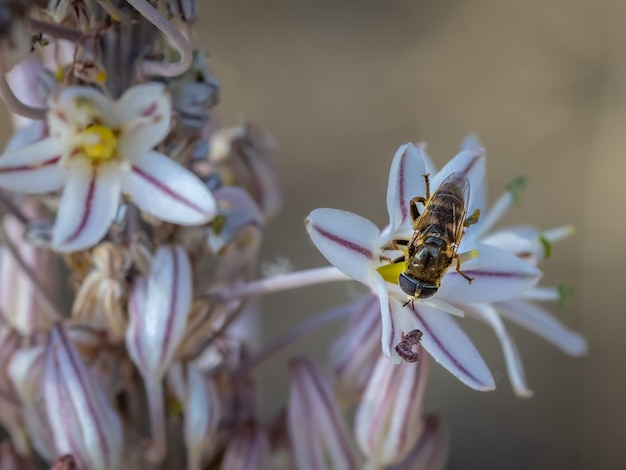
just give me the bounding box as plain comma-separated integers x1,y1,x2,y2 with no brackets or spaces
394,172,478,301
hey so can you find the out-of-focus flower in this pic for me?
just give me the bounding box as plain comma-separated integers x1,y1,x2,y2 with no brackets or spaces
43,324,123,470
387,415,448,470
220,419,272,470
355,353,430,468
7,345,56,461
0,214,54,335
206,122,282,220
71,242,131,337
126,244,193,463
287,358,362,469
306,143,539,390
0,83,216,251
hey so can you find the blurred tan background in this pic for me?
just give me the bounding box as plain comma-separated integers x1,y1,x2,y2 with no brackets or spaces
198,1,625,469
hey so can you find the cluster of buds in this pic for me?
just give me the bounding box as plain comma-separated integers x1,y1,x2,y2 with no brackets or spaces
0,1,586,470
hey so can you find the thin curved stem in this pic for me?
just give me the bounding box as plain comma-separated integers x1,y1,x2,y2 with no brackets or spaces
214,266,351,302
235,302,354,377
0,74,47,120
29,18,83,43
126,0,193,77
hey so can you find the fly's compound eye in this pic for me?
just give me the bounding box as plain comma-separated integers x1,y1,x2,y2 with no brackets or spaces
399,272,419,296
399,273,438,299
416,284,438,299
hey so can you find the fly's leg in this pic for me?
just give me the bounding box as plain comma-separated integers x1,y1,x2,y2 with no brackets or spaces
409,174,431,223
381,238,409,263
454,254,474,284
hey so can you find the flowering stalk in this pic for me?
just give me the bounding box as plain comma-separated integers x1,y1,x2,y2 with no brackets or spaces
0,2,587,469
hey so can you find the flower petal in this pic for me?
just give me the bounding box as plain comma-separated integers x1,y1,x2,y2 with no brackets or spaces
385,143,426,238
465,303,533,397
48,87,115,140
0,137,66,193
123,151,216,225
305,208,381,284
117,83,172,157
407,301,495,391
437,244,541,303
430,147,485,214
495,300,588,356
52,161,121,252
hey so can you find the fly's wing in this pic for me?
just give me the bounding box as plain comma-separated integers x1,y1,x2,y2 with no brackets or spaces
414,171,469,249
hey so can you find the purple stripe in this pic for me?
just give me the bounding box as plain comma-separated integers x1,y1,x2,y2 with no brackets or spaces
56,325,110,461
302,360,359,467
65,167,97,243
452,269,537,279
131,165,208,215
310,223,373,259
461,150,482,175
0,155,60,173
398,151,408,223
411,306,481,386
159,247,178,365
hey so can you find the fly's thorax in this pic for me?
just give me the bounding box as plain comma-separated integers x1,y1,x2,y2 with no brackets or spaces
405,235,453,284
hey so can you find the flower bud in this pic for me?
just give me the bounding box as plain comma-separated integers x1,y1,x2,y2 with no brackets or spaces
355,353,430,467
221,420,271,470
125,244,193,463
288,358,361,469
43,324,123,470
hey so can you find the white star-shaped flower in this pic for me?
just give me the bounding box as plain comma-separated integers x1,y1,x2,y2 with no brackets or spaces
306,143,541,390
0,83,216,252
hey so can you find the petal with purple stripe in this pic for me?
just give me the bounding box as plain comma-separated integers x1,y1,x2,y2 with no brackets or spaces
123,151,216,225
430,147,486,214
407,301,495,391
385,143,426,238
52,160,121,252
465,303,533,397
117,83,172,157
306,208,381,284
43,324,123,470
495,300,588,356
138,244,192,378
437,244,541,303
288,358,362,469
355,354,429,467
0,137,66,193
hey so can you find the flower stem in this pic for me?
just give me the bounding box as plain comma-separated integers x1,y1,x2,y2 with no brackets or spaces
29,18,83,42
235,302,354,376
0,74,46,120
215,266,350,302
126,0,193,77
145,378,167,464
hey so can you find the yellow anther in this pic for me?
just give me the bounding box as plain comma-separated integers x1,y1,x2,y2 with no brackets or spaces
78,125,118,162
377,261,406,284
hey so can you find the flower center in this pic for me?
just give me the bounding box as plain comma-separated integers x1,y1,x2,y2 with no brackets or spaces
77,125,118,162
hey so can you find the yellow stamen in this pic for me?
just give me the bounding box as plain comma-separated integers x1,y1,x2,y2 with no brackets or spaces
377,261,406,284
78,125,118,162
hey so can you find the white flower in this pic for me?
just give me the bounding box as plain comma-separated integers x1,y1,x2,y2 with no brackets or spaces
427,136,588,397
306,143,541,390
0,83,216,252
